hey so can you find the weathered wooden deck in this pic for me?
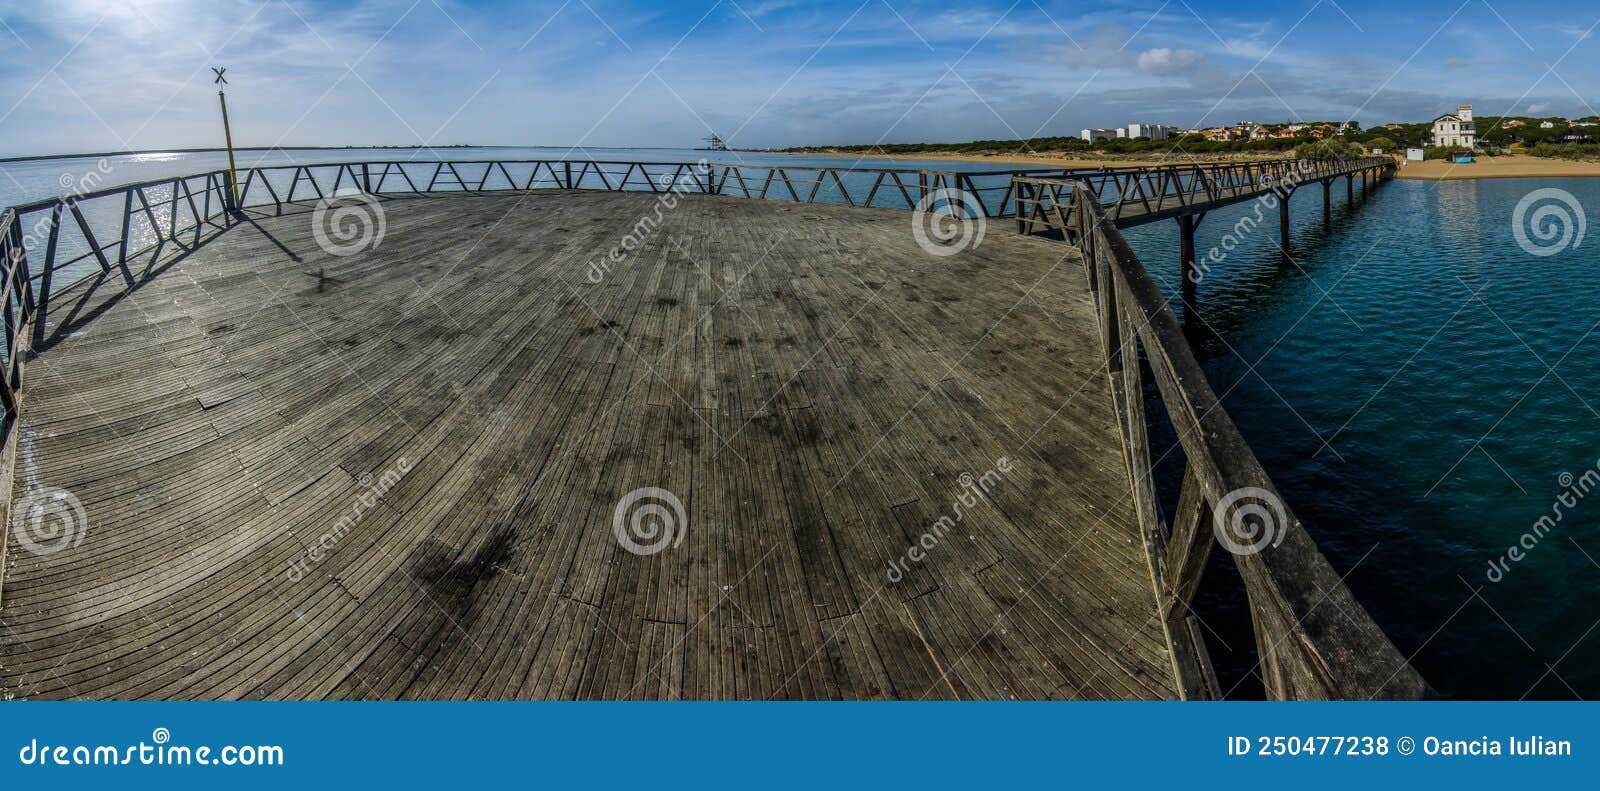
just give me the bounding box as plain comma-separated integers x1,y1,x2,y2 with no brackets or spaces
0,190,1178,700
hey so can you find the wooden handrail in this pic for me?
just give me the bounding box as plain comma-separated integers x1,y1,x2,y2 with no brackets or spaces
1050,173,1428,699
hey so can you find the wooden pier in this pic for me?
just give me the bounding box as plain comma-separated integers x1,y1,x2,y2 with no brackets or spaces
0,158,1422,700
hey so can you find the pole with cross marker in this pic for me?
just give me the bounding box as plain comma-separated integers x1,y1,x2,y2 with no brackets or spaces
214,67,239,208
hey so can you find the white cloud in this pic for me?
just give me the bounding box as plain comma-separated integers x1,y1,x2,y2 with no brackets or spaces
1136,47,1202,75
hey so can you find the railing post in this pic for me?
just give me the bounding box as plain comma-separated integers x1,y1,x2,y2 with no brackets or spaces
0,213,18,421
33,202,62,348
1278,186,1291,251
1161,462,1219,699
118,189,134,267
4,210,29,320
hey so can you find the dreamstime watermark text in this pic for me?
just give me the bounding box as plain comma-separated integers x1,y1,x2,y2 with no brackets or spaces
16,727,284,768
1188,164,1310,284
6,159,115,272
586,160,710,284
1485,459,1600,583
886,457,1015,582
285,457,412,583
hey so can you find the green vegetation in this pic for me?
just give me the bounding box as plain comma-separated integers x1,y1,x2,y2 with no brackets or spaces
1293,140,1366,159
1529,143,1600,160
774,114,1600,161
776,135,1314,157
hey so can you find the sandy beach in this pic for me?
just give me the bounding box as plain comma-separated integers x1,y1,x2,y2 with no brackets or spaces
778,149,1600,180
1392,154,1600,180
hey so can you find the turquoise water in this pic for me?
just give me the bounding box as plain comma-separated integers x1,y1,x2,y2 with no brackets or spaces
4,148,1596,698
1124,177,1600,699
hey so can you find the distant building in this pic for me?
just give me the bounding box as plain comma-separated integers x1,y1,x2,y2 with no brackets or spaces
1080,128,1118,142
1503,119,1525,128
1540,120,1557,129
1125,123,1178,140
1234,122,1267,140
1430,104,1476,148
1201,127,1233,141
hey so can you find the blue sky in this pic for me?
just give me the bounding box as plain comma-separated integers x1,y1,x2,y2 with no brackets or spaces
0,0,1597,155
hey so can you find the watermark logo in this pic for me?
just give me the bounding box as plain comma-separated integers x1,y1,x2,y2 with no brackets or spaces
911,187,986,257
1212,486,1287,556
56,158,114,195
1512,187,1585,257
612,487,686,556
311,190,387,257
10,486,88,556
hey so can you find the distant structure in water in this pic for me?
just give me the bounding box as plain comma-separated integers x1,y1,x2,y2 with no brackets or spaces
700,133,728,151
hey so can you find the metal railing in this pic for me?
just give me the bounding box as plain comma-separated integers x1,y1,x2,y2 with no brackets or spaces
0,207,30,420
1013,157,1396,231
6,170,237,350
1051,174,1428,699
230,159,1074,219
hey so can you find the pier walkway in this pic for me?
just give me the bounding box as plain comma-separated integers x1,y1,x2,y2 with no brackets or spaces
0,157,1422,699
2,192,1176,700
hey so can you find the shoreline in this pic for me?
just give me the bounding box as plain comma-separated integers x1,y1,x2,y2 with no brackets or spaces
770,149,1287,170
776,149,1600,180
1392,155,1600,180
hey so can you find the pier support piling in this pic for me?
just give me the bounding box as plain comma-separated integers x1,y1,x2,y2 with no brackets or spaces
1179,213,1201,314
1322,180,1332,227
1278,189,1291,251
